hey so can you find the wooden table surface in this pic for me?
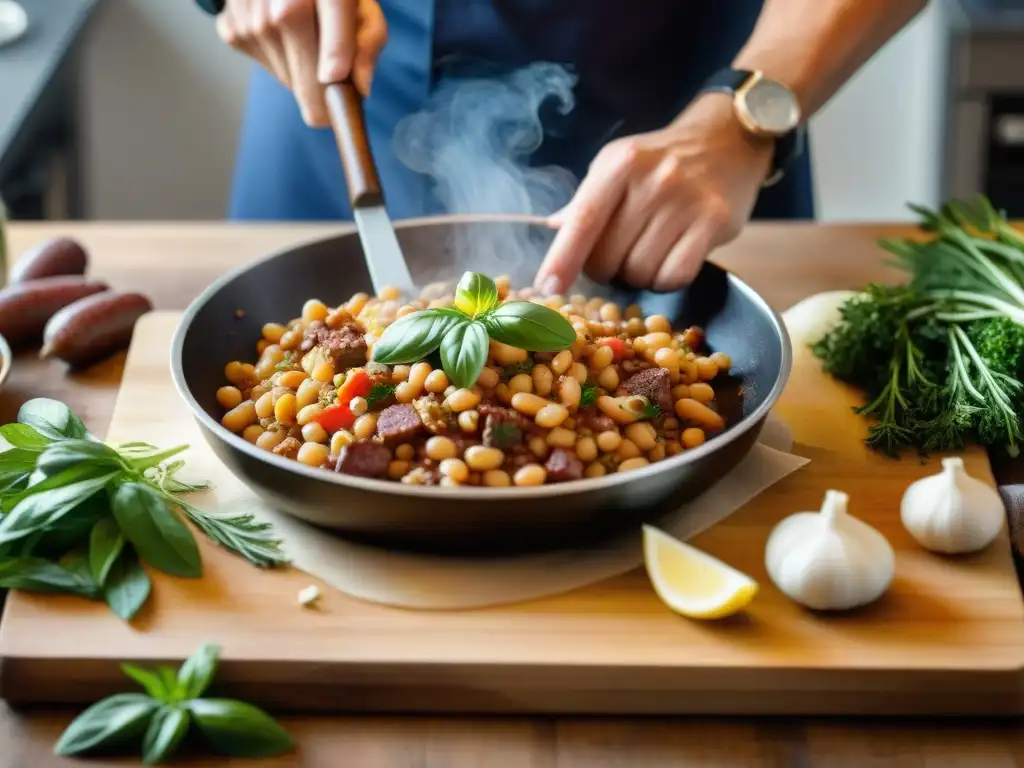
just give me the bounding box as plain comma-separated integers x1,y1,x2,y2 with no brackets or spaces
1,221,1022,767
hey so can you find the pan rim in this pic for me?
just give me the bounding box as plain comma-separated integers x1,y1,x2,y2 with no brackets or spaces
171,214,793,500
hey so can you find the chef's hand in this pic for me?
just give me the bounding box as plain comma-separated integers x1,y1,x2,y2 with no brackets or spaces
535,95,774,295
216,0,387,128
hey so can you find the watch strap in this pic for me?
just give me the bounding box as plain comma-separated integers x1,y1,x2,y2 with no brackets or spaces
701,68,755,96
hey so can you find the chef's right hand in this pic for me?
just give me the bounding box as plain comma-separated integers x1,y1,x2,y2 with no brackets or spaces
216,0,387,128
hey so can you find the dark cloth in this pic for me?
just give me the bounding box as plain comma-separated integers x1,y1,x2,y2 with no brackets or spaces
228,0,814,222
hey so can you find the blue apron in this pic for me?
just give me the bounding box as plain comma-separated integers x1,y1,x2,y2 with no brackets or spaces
228,0,814,222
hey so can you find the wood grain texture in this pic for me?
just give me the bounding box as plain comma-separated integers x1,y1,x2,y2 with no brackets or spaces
3,307,1022,715
0,222,1022,766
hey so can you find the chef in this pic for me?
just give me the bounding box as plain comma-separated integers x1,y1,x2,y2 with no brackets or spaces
214,0,926,293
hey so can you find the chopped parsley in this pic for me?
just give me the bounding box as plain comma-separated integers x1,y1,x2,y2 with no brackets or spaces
641,401,661,420
503,359,535,378
365,383,397,409
579,381,598,408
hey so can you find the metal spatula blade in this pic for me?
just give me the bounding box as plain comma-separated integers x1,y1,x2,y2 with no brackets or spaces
352,206,414,295
325,81,416,298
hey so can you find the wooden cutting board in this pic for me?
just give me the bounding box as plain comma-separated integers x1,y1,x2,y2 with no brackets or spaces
2,312,1023,716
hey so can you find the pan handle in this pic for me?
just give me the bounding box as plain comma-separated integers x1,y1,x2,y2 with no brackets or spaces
325,80,384,209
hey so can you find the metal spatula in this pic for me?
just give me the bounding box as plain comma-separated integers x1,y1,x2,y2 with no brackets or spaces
325,80,416,297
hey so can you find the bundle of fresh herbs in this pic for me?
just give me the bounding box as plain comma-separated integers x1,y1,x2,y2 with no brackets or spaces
0,398,286,620
812,196,1024,457
55,643,293,764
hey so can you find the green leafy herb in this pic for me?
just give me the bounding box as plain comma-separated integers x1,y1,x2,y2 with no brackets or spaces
142,705,190,765
0,400,286,622
18,398,89,441
0,469,120,545
813,196,1024,456
122,664,171,700
372,271,575,387
453,272,499,317
365,382,397,409
55,643,293,764
641,401,661,420
371,308,467,365
441,320,489,389
112,482,202,578
185,699,295,758
36,439,126,477
0,556,99,597
503,359,535,377
54,693,160,757
175,641,219,700
89,517,125,585
579,381,598,408
481,300,577,351
0,423,53,450
103,547,152,621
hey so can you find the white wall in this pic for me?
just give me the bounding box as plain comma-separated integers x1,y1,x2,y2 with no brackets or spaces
809,0,950,220
79,0,950,222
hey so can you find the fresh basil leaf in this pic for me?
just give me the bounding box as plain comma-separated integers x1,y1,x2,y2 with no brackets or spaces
0,444,43,475
141,705,190,765
176,643,220,701
371,308,467,365
103,547,151,621
440,320,489,389
18,398,89,441
186,699,294,758
3,462,117,513
121,444,189,473
0,423,52,451
0,471,119,545
111,482,202,578
481,301,576,351
28,495,111,560
37,440,125,477
122,663,171,701
0,556,99,597
60,549,99,589
89,517,125,586
453,271,499,317
156,667,179,695
54,693,159,757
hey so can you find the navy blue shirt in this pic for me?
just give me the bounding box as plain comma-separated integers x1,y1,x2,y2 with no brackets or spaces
228,0,813,222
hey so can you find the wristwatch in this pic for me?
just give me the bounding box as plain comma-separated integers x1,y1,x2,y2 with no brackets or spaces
699,68,805,187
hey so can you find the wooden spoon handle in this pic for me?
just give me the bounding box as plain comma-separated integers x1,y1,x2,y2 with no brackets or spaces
325,80,384,209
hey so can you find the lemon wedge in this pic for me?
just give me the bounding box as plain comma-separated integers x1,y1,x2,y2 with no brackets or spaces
643,525,759,619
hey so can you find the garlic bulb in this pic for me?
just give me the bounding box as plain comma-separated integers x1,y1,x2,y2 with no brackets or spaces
765,490,894,611
900,457,1004,554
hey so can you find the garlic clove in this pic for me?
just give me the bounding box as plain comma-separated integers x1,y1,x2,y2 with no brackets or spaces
765,490,895,611
900,457,1004,555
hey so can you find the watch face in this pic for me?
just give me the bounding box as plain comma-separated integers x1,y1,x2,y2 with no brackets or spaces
743,79,800,135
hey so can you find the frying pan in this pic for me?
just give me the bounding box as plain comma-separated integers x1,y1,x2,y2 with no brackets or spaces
171,215,792,555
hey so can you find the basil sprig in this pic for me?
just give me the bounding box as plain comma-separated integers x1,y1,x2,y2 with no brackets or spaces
0,398,287,621
373,272,575,388
55,643,293,764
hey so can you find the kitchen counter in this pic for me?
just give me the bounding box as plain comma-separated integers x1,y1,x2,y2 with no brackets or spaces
1,221,1022,766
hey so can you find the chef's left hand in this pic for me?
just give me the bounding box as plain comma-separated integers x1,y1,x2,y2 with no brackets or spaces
535,94,775,295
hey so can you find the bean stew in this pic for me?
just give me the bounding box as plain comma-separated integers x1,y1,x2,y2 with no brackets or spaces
216,275,731,488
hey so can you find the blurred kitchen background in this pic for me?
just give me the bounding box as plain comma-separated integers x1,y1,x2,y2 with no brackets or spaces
1,0,1022,222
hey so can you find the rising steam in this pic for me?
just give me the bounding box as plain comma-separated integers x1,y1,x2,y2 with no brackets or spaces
392,62,579,284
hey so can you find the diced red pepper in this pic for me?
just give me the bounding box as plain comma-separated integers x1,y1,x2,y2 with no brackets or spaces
336,368,373,403
314,402,355,433
313,368,373,433
597,336,627,361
